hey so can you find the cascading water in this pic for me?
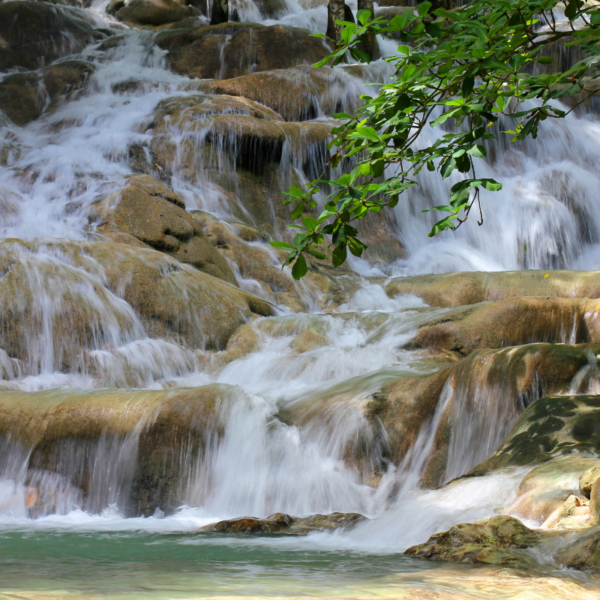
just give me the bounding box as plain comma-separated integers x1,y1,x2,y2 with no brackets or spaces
1,0,600,598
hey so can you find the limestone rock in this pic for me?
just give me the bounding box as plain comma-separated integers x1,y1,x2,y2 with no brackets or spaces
405,296,596,356
0,2,104,71
556,525,600,570
203,511,366,534
507,456,599,524
91,174,237,286
377,344,600,488
0,386,229,516
0,73,44,126
405,515,546,571
580,464,600,499
472,395,600,474
0,239,272,374
197,66,356,121
156,23,333,80
542,495,593,530
41,60,96,110
114,0,200,27
386,270,600,308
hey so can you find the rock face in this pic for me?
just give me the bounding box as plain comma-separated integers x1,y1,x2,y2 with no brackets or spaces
0,386,228,516
374,344,600,488
386,270,600,307
156,23,333,80
0,239,272,377
405,516,546,571
113,0,200,27
91,174,238,285
203,512,366,534
0,2,104,71
472,395,600,474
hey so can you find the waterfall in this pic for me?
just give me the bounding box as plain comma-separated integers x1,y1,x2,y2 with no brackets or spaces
1,0,600,574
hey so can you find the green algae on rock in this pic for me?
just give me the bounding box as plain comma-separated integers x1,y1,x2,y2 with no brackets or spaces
203,511,366,534
405,515,548,571
471,395,600,474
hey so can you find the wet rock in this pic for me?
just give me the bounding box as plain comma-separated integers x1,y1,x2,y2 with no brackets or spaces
0,239,272,373
556,525,600,570
507,456,599,524
0,385,230,516
114,0,200,27
0,2,105,71
203,511,366,534
198,66,356,121
0,72,44,126
156,23,333,80
472,395,600,475
405,515,547,571
91,174,237,285
378,344,600,488
405,296,598,356
41,60,96,110
543,495,593,530
580,463,600,499
386,270,600,308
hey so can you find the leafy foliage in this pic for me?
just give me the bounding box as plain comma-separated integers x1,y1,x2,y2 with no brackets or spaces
273,0,600,278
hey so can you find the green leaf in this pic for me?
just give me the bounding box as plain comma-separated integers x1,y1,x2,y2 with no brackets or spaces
270,241,296,250
332,244,347,267
480,178,503,191
536,56,554,65
417,1,431,17
306,248,327,260
291,254,308,280
467,144,486,158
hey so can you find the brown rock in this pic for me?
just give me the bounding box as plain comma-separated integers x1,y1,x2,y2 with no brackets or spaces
41,60,96,109
91,174,237,285
0,72,44,126
386,270,600,308
156,23,333,80
115,0,200,27
580,464,600,499
0,2,104,71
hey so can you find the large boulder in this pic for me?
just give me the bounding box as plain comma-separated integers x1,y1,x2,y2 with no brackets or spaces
0,60,96,126
471,395,600,474
156,23,333,80
374,344,600,487
405,296,600,356
0,386,228,516
0,239,272,377
0,2,105,71
91,174,237,285
405,515,547,571
386,270,600,307
197,66,357,122
113,0,200,27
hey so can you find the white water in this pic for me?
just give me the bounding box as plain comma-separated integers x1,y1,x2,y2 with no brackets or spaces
0,0,598,562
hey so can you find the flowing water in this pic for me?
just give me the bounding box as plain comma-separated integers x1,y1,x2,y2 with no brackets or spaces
2,0,600,598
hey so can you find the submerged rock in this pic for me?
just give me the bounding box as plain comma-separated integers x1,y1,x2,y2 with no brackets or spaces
0,2,105,71
405,515,547,571
92,174,238,285
556,525,600,570
156,23,333,80
386,270,600,307
203,511,366,534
